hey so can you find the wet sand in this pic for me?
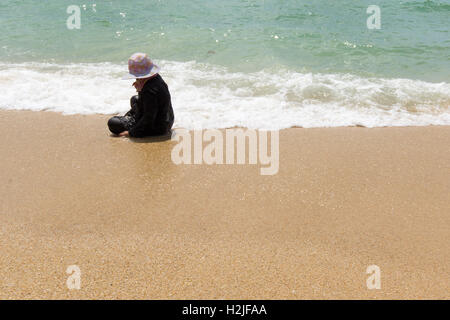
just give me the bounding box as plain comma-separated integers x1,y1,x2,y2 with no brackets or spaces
0,110,449,299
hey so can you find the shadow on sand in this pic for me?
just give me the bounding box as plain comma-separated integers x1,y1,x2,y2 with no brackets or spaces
109,131,173,143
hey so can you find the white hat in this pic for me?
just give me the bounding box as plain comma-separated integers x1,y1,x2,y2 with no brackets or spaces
122,52,160,80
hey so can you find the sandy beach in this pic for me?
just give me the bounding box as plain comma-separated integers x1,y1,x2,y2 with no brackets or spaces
0,109,448,299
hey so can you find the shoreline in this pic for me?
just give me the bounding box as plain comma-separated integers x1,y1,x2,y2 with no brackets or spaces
0,110,449,299
3,108,450,130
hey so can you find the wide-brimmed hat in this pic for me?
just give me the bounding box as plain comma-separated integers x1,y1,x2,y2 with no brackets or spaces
122,52,160,80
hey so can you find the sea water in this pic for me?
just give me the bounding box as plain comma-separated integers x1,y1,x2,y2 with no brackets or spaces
0,0,449,129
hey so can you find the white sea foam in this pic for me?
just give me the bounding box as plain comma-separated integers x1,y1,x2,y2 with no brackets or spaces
0,61,449,129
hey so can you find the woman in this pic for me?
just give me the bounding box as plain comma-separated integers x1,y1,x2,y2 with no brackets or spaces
108,53,174,138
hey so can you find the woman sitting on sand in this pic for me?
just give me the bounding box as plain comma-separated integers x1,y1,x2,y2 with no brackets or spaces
108,53,174,137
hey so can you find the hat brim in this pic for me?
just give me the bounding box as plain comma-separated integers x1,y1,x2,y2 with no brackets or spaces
121,65,161,80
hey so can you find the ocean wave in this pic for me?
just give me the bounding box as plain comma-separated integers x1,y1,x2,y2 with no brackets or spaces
0,61,449,129
401,0,450,13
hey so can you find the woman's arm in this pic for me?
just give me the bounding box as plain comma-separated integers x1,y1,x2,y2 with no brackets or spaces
128,90,159,138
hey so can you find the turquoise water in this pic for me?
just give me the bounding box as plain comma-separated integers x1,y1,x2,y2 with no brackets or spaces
0,0,449,128
1,0,449,81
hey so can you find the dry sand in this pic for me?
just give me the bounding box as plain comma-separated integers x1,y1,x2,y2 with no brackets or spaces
0,110,449,299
